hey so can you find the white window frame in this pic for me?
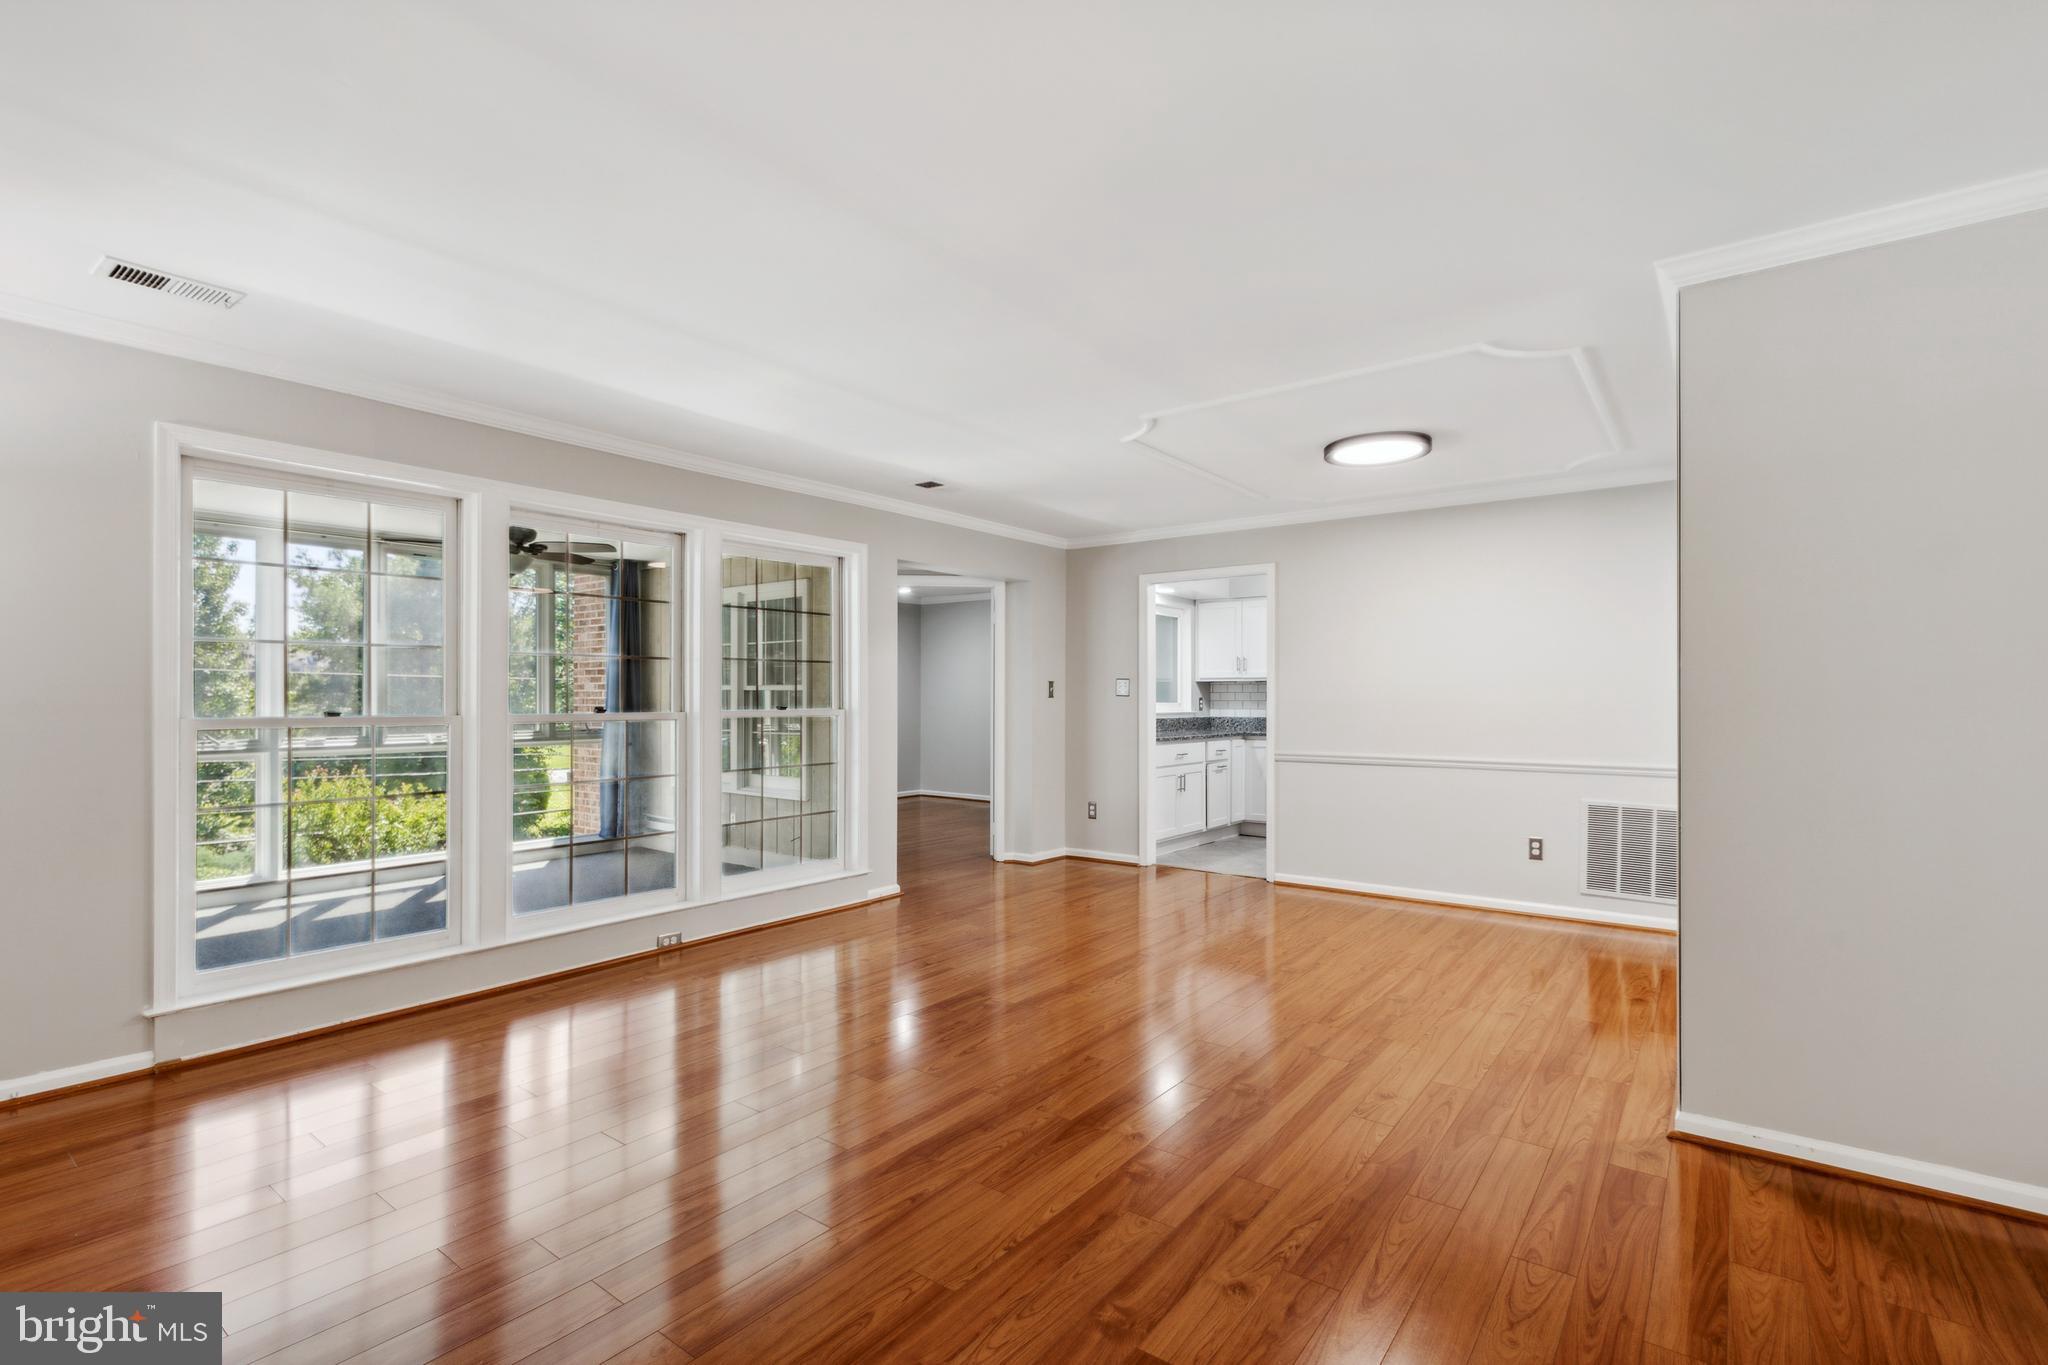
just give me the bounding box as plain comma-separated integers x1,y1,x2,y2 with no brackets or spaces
149,423,867,1013
172,458,465,1004
503,510,693,936
718,540,848,893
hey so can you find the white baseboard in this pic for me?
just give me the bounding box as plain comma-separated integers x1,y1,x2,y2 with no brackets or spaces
3,1050,156,1102
1060,847,1143,865
897,789,990,802
1672,1110,2048,1218
995,847,1143,866
863,884,902,900
1273,872,1677,933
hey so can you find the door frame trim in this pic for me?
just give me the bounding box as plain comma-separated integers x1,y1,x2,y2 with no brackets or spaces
1135,562,1277,878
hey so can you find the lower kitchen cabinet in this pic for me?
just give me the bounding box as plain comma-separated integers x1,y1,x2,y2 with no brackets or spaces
1206,758,1230,828
1245,739,1268,821
1152,762,1206,840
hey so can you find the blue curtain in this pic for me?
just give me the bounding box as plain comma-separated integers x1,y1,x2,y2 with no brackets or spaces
598,558,645,839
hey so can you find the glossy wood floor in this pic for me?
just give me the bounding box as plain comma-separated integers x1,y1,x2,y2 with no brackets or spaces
4,797,2045,1363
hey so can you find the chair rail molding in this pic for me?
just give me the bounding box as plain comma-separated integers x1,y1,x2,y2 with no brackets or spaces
1275,751,1676,780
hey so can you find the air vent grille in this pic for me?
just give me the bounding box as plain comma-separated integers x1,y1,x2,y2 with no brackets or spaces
94,256,243,309
1585,801,1677,903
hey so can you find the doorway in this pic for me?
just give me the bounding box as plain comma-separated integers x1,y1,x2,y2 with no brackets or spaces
1137,564,1275,880
896,567,1004,861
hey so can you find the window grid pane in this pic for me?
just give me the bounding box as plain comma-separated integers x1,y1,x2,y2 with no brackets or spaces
720,551,841,881
193,723,450,971
507,521,683,914
188,469,457,982
193,481,448,720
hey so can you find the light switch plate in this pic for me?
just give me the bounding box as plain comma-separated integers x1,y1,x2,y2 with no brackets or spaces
1114,678,1131,697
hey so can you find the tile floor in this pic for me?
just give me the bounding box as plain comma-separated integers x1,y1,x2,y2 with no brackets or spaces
1156,833,1267,878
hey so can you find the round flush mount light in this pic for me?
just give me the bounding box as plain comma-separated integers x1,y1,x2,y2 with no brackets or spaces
898,586,913,596
1323,431,1432,467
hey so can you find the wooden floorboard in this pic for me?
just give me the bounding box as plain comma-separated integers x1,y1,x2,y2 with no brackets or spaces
3,796,2045,1363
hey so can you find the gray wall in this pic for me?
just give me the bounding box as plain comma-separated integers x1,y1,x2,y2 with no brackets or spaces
916,600,993,798
1679,209,2048,1187
896,602,923,791
1066,483,1676,919
0,319,1065,1078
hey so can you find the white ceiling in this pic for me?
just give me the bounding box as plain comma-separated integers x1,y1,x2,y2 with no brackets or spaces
3,3,2046,546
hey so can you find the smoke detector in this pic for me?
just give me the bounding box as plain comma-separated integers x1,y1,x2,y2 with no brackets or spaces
93,256,244,309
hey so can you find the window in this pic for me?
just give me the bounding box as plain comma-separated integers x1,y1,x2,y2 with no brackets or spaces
720,549,840,885
159,428,869,1010
1154,603,1191,712
507,520,683,915
185,468,457,983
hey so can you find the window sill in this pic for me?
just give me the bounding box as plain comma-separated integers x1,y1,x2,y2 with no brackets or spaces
148,865,873,1018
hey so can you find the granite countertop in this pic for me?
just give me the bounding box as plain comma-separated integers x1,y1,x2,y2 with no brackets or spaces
1156,715,1265,740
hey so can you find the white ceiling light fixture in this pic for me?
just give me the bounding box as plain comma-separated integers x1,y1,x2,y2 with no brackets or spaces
898,585,913,595
1323,431,1432,467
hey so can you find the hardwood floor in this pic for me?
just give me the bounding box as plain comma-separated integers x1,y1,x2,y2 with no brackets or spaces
4,795,2044,1363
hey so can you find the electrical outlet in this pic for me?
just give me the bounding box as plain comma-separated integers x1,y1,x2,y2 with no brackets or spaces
1087,801,1097,819
656,932,685,948
1527,838,1544,861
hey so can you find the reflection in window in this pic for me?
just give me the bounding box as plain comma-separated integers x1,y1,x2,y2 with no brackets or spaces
1155,611,1179,704
506,523,682,914
720,551,839,881
187,474,453,973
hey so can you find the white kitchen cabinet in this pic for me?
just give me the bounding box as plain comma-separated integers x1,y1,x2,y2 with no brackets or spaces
1194,600,1239,680
1154,742,1207,839
1245,739,1268,821
1229,738,1248,821
1193,597,1268,680
1205,758,1230,828
1239,597,1268,678
1150,769,1184,841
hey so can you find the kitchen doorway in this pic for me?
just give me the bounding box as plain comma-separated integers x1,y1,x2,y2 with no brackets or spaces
1137,564,1275,880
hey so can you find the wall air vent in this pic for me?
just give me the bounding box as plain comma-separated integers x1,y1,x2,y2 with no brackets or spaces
1585,801,1678,903
94,256,244,309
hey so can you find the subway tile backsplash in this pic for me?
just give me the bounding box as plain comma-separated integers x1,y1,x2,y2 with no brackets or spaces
1200,680,1267,714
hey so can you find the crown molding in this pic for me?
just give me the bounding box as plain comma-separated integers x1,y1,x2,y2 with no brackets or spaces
0,290,1072,550
1064,464,1673,549
1,294,1675,552
1654,166,2048,348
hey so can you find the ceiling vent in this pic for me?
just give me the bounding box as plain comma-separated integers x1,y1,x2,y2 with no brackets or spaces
1584,801,1677,903
94,256,244,309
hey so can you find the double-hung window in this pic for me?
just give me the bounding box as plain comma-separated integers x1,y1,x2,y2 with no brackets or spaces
161,429,866,1010
719,547,841,886
507,519,684,916
183,466,459,991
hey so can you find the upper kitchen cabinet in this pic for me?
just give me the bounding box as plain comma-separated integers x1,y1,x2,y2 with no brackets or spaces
1195,597,1268,680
